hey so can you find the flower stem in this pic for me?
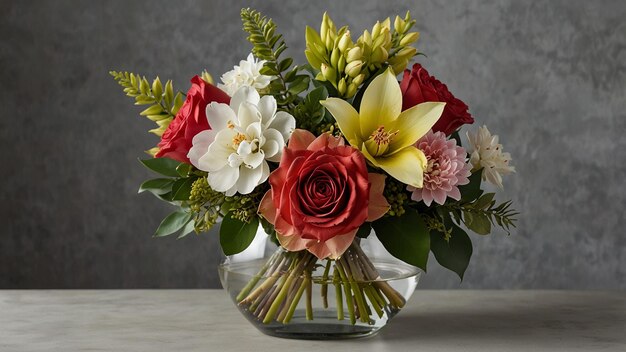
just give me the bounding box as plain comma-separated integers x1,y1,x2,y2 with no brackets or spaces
333,267,344,320
334,263,356,325
320,259,331,308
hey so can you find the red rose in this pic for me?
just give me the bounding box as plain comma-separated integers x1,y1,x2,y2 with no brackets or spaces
400,63,474,135
259,130,389,259
155,76,230,163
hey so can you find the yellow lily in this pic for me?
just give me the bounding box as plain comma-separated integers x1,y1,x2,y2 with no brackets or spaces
321,68,445,188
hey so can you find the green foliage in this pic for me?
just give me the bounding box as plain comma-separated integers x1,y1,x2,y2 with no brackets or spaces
291,85,330,132
446,192,519,236
221,185,268,224
110,71,184,153
189,177,225,233
240,8,309,110
383,177,409,217
430,215,473,280
139,157,183,178
372,208,430,271
459,169,484,203
138,178,175,195
154,211,192,238
220,212,260,255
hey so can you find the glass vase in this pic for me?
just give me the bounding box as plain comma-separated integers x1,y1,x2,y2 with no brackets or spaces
218,226,421,340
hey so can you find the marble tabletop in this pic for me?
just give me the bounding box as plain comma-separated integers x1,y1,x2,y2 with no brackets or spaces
1,290,624,351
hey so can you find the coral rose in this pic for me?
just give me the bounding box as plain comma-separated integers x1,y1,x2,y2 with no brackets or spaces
400,63,474,136
155,75,230,163
259,130,389,259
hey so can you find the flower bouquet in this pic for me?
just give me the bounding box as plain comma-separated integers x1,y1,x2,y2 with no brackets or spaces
112,8,517,339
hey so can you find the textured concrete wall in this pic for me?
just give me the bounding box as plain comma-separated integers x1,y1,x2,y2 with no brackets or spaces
1,0,625,289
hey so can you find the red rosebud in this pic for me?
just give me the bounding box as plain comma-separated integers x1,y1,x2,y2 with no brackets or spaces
400,63,474,135
155,76,230,163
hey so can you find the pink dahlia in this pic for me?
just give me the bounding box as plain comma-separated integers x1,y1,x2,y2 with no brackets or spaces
407,131,471,206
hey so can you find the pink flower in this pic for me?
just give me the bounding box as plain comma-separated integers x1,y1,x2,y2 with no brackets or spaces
407,131,471,206
259,129,389,259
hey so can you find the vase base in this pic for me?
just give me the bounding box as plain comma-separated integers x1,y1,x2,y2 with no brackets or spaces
244,310,386,340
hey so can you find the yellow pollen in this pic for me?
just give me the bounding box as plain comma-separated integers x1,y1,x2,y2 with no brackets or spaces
370,125,398,146
227,121,235,129
232,133,246,146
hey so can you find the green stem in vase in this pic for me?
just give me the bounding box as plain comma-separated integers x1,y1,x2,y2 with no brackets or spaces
282,275,307,324
305,270,313,320
236,251,281,302
334,262,356,325
263,254,311,323
320,259,331,308
338,257,370,323
333,266,344,320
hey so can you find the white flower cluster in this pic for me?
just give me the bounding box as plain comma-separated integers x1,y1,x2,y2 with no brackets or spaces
218,54,273,96
466,125,515,188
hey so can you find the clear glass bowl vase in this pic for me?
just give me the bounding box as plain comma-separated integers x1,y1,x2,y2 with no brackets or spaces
218,227,421,340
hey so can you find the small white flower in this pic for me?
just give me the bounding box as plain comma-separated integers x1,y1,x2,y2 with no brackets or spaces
188,86,295,196
466,125,515,188
218,54,273,96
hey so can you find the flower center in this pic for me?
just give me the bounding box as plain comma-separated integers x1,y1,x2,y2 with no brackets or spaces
232,133,246,146
364,125,398,157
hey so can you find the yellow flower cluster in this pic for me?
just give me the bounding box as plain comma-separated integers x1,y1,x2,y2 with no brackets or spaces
305,12,419,98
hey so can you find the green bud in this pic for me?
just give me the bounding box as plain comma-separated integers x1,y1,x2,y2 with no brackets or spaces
352,73,366,86
338,77,347,95
345,60,363,78
372,21,382,39
391,59,408,75
396,46,417,60
394,15,406,34
371,46,388,63
200,71,213,85
315,71,326,82
325,29,336,50
321,12,329,40
346,46,363,62
400,32,420,46
330,48,340,68
338,30,352,52
321,63,337,82
361,30,372,46
346,82,358,98
337,55,346,73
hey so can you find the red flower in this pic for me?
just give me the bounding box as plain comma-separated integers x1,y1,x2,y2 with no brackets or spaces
400,63,474,136
155,76,230,163
259,130,389,259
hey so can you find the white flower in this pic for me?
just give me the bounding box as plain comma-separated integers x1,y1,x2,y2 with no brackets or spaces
188,86,295,196
218,54,273,96
466,125,515,188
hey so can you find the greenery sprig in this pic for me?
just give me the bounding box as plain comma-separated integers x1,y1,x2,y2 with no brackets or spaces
240,8,310,110
110,71,185,155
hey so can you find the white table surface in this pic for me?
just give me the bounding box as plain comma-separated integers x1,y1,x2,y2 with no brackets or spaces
1,290,624,351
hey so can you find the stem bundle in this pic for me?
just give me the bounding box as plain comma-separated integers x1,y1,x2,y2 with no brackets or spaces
237,242,406,325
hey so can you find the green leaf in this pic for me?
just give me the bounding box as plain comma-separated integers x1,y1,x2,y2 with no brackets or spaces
139,158,182,177
177,219,196,239
430,223,473,280
171,177,195,201
356,223,372,239
465,212,491,235
278,57,293,72
473,193,495,210
372,208,430,271
220,213,260,255
138,178,174,195
176,163,192,177
459,169,483,203
154,211,191,237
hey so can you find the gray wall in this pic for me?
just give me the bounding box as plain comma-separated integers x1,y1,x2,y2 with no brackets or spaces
1,0,625,289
